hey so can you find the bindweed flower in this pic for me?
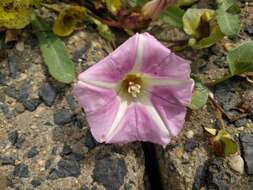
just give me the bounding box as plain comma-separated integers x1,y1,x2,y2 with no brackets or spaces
142,0,177,20
73,33,194,146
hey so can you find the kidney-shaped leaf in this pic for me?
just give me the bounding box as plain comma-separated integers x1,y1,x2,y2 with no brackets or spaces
227,41,253,75
31,15,75,84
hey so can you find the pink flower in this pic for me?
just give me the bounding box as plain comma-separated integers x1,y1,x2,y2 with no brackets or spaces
73,33,194,146
142,0,177,20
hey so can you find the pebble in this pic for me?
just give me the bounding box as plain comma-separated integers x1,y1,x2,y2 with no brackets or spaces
66,95,77,112
15,103,25,113
0,156,15,165
31,178,41,187
80,185,89,190
15,136,25,149
0,102,12,119
192,164,208,190
184,139,198,152
54,109,73,125
48,159,81,179
234,118,248,128
239,134,253,175
15,41,24,52
228,155,244,174
0,72,6,85
93,156,127,190
61,143,72,156
8,130,19,145
8,55,18,79
23,99,40,112
84,130,97,149
245,24,253,36
27,146,39,158
185,130,194,139
13,163,30,178
39,84,57,106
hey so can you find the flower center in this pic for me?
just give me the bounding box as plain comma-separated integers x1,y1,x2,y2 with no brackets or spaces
120,73,143,99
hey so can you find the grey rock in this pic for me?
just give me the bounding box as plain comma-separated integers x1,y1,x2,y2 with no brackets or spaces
192,163,208,190
8,55,18,79
31,178,41,187
17,82,29,102
0,156,15,165
48,159,81,179
13,164,30,178
93,156,127,190
39,84,57,106
80,185,89,190
27,146,39,158
234,118,248,128
61,143,72,156
4,86,18,99
15,103,25,113
8,130,18,145
15,136,25,149
0,102,12,119
0,72,6,85
240,134,253,175
54,109,73,125
184,139,198,152
245,24,253,36
84,130,97,149
23,99,40,112
66,95,77,112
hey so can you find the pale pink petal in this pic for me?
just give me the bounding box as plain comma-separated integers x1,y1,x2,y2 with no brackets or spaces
73,81,120,142
138,33,191,80
150,82,194,136
107,102,171,146
79,34,139,83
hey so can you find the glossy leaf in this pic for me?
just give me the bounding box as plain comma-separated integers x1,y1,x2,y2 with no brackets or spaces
31,15,75,84
160,5,184,29
176,0,198,7
130,0,147,7
189,79,209,109
53,5,86,37
227,41,253,75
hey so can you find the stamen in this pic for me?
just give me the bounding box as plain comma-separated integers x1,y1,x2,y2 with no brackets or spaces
128,81,141,98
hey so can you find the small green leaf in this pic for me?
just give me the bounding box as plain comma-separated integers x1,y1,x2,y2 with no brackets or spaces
103,0,121,14
216,9,240,37
189,79,209,109
160,5,184,29
227,41,253,75
130,0,147,7
176,0,198,7
31,15,75,84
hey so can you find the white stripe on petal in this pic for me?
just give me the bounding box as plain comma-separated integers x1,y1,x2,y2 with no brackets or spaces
140,97,171,137
79,79,118,89
132,34,144,71
105,98,129,141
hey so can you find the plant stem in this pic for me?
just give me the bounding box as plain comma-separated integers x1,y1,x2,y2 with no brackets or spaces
204,74,233,86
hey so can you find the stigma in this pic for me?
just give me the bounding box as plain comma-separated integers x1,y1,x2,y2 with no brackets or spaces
128,81,141,98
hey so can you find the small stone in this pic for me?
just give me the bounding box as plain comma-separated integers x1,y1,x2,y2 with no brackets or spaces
184,139,198,152
245,24,253,36
0,102,12,119
61,144,72,156
31,178,41,187
39,84,57,106
23,99,40,112
0,156,15,165
8,130,18,145
4,86,18,99
228,155,244,174
48,159,81,179
84,130,97,149
8,55,18,79
13,163,30,178
27,146,39,158
185,130,194,139
66,95,77,112
15,103,25,113
45,159,52,170
93,156,127,190
192,163,208,190
54,109,73,125
15,136,25,149
15,41,24,52
0,72,6,86
234,118,248,128
80,185,89,190
240,134,253,175
17,82,29,102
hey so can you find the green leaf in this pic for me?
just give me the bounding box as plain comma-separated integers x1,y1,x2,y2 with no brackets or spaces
216,8,240,37
160,5,184,29
189,79,209,109
130,0,147,7
90,18,114,42
227,41,253,75
103,0,121,14
176,0,198,7
31,15,75,84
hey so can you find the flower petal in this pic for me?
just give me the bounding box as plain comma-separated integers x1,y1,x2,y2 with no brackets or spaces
150,82,194,136
79,33,139,83
107,101,171,146
137,33,191,80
